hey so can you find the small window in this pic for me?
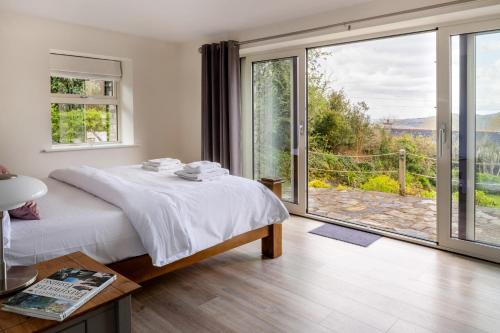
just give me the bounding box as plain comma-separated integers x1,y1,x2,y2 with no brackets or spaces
49,54,122,146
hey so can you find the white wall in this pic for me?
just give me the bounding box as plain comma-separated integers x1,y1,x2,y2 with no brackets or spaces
177,42,203,163
177,34,229,163
175,0,500,163
0,11,181,178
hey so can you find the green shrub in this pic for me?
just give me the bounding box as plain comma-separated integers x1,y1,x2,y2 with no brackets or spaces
308,151,369,187
277,150,292,182
420,190,436,199
452,190,498,208
475,190,497,208
360,175,399,194
476,172,500,183
309,179,331,188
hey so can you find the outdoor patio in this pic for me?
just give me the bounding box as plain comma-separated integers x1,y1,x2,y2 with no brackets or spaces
308,187,500,244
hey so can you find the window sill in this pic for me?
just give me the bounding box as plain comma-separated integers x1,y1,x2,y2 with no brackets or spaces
41,144,139,153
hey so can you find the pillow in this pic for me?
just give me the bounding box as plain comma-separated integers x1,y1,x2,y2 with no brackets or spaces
0,164,41,220
9,201,40,220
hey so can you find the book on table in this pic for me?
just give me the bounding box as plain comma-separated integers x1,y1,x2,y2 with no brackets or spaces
2,268,116,321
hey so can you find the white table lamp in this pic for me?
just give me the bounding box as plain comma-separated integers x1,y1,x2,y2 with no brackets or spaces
0,173,47,295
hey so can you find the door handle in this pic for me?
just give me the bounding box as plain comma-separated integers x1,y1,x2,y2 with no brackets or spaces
299,121,304,136
438,124,446,158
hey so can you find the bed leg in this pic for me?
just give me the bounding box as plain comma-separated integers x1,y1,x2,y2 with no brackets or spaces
262,224,282,258
259,178,283,258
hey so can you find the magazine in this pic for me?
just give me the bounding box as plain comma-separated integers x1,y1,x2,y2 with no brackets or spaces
2,268,116,321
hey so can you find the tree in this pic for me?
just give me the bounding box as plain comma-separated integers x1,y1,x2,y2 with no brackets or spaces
348,101,371,155
51,103,61,143
51,77,112,144
307,48,373,155
309,89,373,154
84,107,111,142
51,77,84,94
253,59,294,180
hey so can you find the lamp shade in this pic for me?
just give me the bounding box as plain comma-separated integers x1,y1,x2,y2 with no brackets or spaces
0,176,48,211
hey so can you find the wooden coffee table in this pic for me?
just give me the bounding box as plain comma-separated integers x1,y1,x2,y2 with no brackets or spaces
0,252,141,333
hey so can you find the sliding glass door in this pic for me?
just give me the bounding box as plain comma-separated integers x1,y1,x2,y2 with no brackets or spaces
438,19,500,262
241,18,500,263
306,32,438,242
243,51,306,213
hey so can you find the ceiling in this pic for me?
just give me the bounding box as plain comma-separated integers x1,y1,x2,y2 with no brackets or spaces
0,0,373,41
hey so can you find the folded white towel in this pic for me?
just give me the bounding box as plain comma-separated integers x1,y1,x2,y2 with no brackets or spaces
184,161,221,174
175,168,229,181
142,162,183,172
147,158,181,167
182,166,225,175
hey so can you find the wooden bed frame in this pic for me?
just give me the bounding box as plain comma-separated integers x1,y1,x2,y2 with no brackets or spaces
107,178,284,284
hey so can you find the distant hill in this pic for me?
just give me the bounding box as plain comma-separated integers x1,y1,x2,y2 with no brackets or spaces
379,112,500,132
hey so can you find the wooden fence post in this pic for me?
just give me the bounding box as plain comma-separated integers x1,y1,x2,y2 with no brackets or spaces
399,149,406,196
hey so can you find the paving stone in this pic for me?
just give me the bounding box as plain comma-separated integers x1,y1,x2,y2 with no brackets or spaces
308,188,500,243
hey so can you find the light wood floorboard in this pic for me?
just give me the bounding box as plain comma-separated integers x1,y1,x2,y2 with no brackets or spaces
132,216,500,333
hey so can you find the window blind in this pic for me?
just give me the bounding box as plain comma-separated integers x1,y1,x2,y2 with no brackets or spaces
49,53,122,80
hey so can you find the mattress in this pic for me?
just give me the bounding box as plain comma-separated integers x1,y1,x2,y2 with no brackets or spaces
5,178,146,266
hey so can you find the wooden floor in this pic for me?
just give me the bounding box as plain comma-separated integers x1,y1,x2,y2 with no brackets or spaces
131,216,500,333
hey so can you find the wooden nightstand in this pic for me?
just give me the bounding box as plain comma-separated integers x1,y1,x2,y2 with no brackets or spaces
0,252,141,333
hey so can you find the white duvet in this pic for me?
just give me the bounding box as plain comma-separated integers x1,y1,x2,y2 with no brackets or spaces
49,165,289,267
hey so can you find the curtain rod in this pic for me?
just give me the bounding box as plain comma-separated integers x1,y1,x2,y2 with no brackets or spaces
198,0,480,53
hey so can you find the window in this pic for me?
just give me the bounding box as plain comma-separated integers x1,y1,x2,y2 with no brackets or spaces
49,53,122,146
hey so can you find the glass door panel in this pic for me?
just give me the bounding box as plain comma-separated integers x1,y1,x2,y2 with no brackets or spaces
438,19,500,263
306,32,437,242
451,30,500,248
252,57,299,204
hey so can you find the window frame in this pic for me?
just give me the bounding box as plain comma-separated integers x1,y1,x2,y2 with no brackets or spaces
242,49,307,214
251,56,299,204
436,18,500,264
49,76,121,147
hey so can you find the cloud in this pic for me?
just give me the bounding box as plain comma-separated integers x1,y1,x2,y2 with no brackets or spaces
314,32,437,120
312,31,500,122
451,33,500,116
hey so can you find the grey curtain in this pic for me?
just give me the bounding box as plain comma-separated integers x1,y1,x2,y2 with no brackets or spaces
201,40,241,176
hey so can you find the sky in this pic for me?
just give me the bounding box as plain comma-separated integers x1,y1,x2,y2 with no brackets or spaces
313,30,500,121
452,32,500,116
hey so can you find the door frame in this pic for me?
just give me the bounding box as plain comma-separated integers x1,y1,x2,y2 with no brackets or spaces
241,17,500,264
437,18,500,263
242,49,307,214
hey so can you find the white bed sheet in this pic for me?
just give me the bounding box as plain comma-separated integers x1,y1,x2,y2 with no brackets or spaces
5,178,146,266
50,165,289,266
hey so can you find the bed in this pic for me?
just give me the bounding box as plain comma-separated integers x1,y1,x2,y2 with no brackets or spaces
5,165,288,283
